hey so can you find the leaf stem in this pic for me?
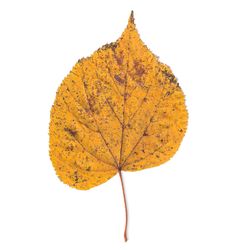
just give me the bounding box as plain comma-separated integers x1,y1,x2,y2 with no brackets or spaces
118,169,128,242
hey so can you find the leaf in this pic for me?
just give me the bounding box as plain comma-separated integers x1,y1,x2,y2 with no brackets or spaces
49,11,188,241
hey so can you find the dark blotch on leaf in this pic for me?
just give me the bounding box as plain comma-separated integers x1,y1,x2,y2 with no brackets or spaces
162,70,178,84
114,74,125,84
64,127,77,137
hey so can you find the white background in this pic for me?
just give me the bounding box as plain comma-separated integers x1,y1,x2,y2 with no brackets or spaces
0,0,250,249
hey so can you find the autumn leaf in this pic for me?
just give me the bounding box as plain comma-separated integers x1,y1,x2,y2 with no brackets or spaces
49,11,188,241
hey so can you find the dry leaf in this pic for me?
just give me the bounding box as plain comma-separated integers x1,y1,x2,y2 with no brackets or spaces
49,11,188,241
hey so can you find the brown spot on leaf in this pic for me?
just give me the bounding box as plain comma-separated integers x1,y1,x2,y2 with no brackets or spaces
162,70,178,84
65,145,74,151
114,54,123,65
101,42,117,50
74,170,79,183
137,81,145,87
134,60,145,77
64,128,77,137
114,74,125,84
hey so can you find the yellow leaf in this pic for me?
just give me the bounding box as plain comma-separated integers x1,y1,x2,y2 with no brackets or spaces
49,11,188,241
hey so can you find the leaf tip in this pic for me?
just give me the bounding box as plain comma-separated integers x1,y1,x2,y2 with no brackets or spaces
129,10,135,24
